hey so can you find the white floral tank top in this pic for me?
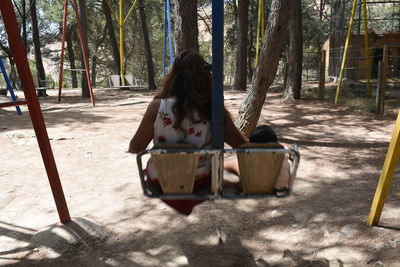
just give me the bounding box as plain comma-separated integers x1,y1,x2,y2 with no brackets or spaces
146,98,212,179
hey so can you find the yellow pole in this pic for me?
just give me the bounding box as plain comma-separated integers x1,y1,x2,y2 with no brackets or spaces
261,0,264,40
119,0,125,86
362,0,372,97
367,111,400,226
335,0,358,104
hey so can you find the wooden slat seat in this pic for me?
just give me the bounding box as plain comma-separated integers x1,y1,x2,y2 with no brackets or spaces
151,144,200,193
237,142,285,194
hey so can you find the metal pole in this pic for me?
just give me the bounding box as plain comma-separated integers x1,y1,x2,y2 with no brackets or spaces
0,56,22,115
72,0,95,105
212,0,224,197
335,0,358,104
58,0,68,102
166,0,174,63
362,0,372,97
0,0,71,223
212,0,224,148
163,0,167,76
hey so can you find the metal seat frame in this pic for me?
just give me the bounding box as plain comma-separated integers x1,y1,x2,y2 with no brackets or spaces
136,145,300,200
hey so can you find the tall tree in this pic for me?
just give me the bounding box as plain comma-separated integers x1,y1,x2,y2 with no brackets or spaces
66,25,78,88
283,0,302,100
30,0,48,97
236,0,291,135
103,0,120,74
78,0,90,97
233,0,249,91
138,0,156,90
91,25,107,87
173,0,199,53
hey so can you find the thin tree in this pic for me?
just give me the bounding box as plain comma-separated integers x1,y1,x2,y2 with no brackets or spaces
138,0,157,90
91,25,107,87
103,0,120,74
30,0,48,97
235,0,291,135
283,0,302,100
173,0,199,53
78,0,90,97
233,0,249,91
66,25,78,88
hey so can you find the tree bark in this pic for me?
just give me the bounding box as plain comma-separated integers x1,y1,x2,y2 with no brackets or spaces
66,25,78,88
233,0,249,91
173,0,199,53
235,0,291,136
30,0,48,97
138,0,157,90
91,25,107,87
103,0,120,74
78,0,90,97
283,0,302,100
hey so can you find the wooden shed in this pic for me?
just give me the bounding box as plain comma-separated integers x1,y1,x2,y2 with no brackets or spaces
323,32,400,81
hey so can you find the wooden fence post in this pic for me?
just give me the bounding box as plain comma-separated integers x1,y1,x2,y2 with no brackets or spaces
376,61,384,115
318,50,326,101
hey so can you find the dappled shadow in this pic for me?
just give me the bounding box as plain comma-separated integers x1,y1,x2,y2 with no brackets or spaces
2,90,400,265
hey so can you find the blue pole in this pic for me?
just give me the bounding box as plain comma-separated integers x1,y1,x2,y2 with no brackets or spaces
211,0,224,148
166,0,174,64
0,56,22,115
163,0,167,76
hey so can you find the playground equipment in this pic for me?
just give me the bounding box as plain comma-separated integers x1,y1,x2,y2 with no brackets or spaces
104,0,138,87
136,1,300,200
108,74,145,89
334,0,372,104
137,144,299,199
163,0,174,76
368,111,400,226
255,0,265,65
0,56,22,115
0,0,71,224
58,0,95,105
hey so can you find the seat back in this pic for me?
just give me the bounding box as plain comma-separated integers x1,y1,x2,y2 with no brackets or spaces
109,75,120,87
237,143,285,193
125,74,134,87
151,144,200,193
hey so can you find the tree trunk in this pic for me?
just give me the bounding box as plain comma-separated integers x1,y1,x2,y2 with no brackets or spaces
78,0,90,97
66,25,78,88
173,0,199,53
138,0,157,90
30,0,48,97
235,0,291,136
233,0,249,91
283,0,302,100
91,25,107,88
103,0,120,74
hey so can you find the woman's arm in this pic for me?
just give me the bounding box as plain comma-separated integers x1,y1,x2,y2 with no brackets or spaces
224,112,248,148
128,99,161,153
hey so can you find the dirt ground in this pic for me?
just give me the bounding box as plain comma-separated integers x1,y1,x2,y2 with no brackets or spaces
1,86,400,266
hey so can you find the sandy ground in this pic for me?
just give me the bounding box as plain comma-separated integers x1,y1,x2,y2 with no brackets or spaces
1,87,400,266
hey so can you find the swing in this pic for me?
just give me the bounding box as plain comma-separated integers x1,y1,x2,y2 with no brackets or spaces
136,144,300,199
135,0,300,201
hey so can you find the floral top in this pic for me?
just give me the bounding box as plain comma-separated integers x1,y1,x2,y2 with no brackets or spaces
147,98,212,179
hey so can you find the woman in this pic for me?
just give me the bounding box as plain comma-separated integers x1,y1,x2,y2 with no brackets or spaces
129,50,247,215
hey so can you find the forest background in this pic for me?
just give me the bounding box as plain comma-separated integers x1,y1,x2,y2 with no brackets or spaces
0,0,399,131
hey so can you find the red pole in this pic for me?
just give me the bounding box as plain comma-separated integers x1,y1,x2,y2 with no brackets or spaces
0,0,71,224
72,0,95,106
58,0,69,102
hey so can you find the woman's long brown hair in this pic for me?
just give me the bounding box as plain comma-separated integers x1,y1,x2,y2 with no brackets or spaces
156,50,213,131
